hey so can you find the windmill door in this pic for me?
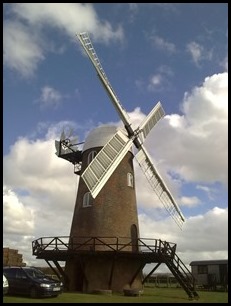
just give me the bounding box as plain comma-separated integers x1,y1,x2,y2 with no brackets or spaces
131,224,138,252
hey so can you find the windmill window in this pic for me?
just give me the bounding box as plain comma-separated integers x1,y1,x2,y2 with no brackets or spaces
127,172,134,188
83,192,93,207
88,150,97,164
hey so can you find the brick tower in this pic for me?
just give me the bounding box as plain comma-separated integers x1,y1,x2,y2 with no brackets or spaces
65,125,143,292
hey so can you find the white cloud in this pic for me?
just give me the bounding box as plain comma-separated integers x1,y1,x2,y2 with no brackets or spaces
147,65,174,92
139,206,228,270
3,123,80,265
37,86,62,109
3,3,124,77
196,185,216,200
180,196,200,207
186,42,202,64
158,65,174,76
10,3,124,43
127,107,146,129
3,126,78,212
3,20,45,77
127,3,139,23
186,41,213,66
3,187,35,236
151,35,176,53
148,74,162,91
145,72,227,187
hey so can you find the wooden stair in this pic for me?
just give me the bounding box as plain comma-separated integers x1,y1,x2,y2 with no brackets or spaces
158,240,199,299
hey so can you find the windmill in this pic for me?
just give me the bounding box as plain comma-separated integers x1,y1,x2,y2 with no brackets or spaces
58,32,185,293
32,32,199,299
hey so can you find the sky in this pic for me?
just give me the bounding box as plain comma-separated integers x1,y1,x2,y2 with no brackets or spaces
3,3,228,274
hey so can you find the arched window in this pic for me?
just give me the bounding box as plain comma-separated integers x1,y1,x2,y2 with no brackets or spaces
83,192,93,207
127,172,134,188
88,150,97,165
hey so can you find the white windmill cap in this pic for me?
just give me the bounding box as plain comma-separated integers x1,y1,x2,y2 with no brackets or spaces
83,125,129,152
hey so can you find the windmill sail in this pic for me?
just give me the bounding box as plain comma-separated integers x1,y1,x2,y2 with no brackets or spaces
138,101,165,144
135,146,185,229
77,31,185,228
77,32,133,135
82,129,134,198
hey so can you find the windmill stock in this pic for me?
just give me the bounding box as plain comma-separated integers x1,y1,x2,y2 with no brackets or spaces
77,32,185,228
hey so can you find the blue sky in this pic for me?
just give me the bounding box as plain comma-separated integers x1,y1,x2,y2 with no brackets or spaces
3,4,227,272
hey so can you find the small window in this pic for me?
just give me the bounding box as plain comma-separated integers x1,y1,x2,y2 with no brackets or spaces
198,265,208,274
83,192,93,207
88,151,97,165
127,172,134,188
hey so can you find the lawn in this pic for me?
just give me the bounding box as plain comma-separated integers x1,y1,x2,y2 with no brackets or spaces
3,287,228,303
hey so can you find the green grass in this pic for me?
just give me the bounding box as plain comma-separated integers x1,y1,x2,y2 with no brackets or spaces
3,287,228,303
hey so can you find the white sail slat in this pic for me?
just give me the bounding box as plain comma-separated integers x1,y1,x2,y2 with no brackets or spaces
82,130,133,198
136,146,185,229
138,101,165,143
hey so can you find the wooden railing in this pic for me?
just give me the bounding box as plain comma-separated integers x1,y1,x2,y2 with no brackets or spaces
32,235,198,299
32,236,177,258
